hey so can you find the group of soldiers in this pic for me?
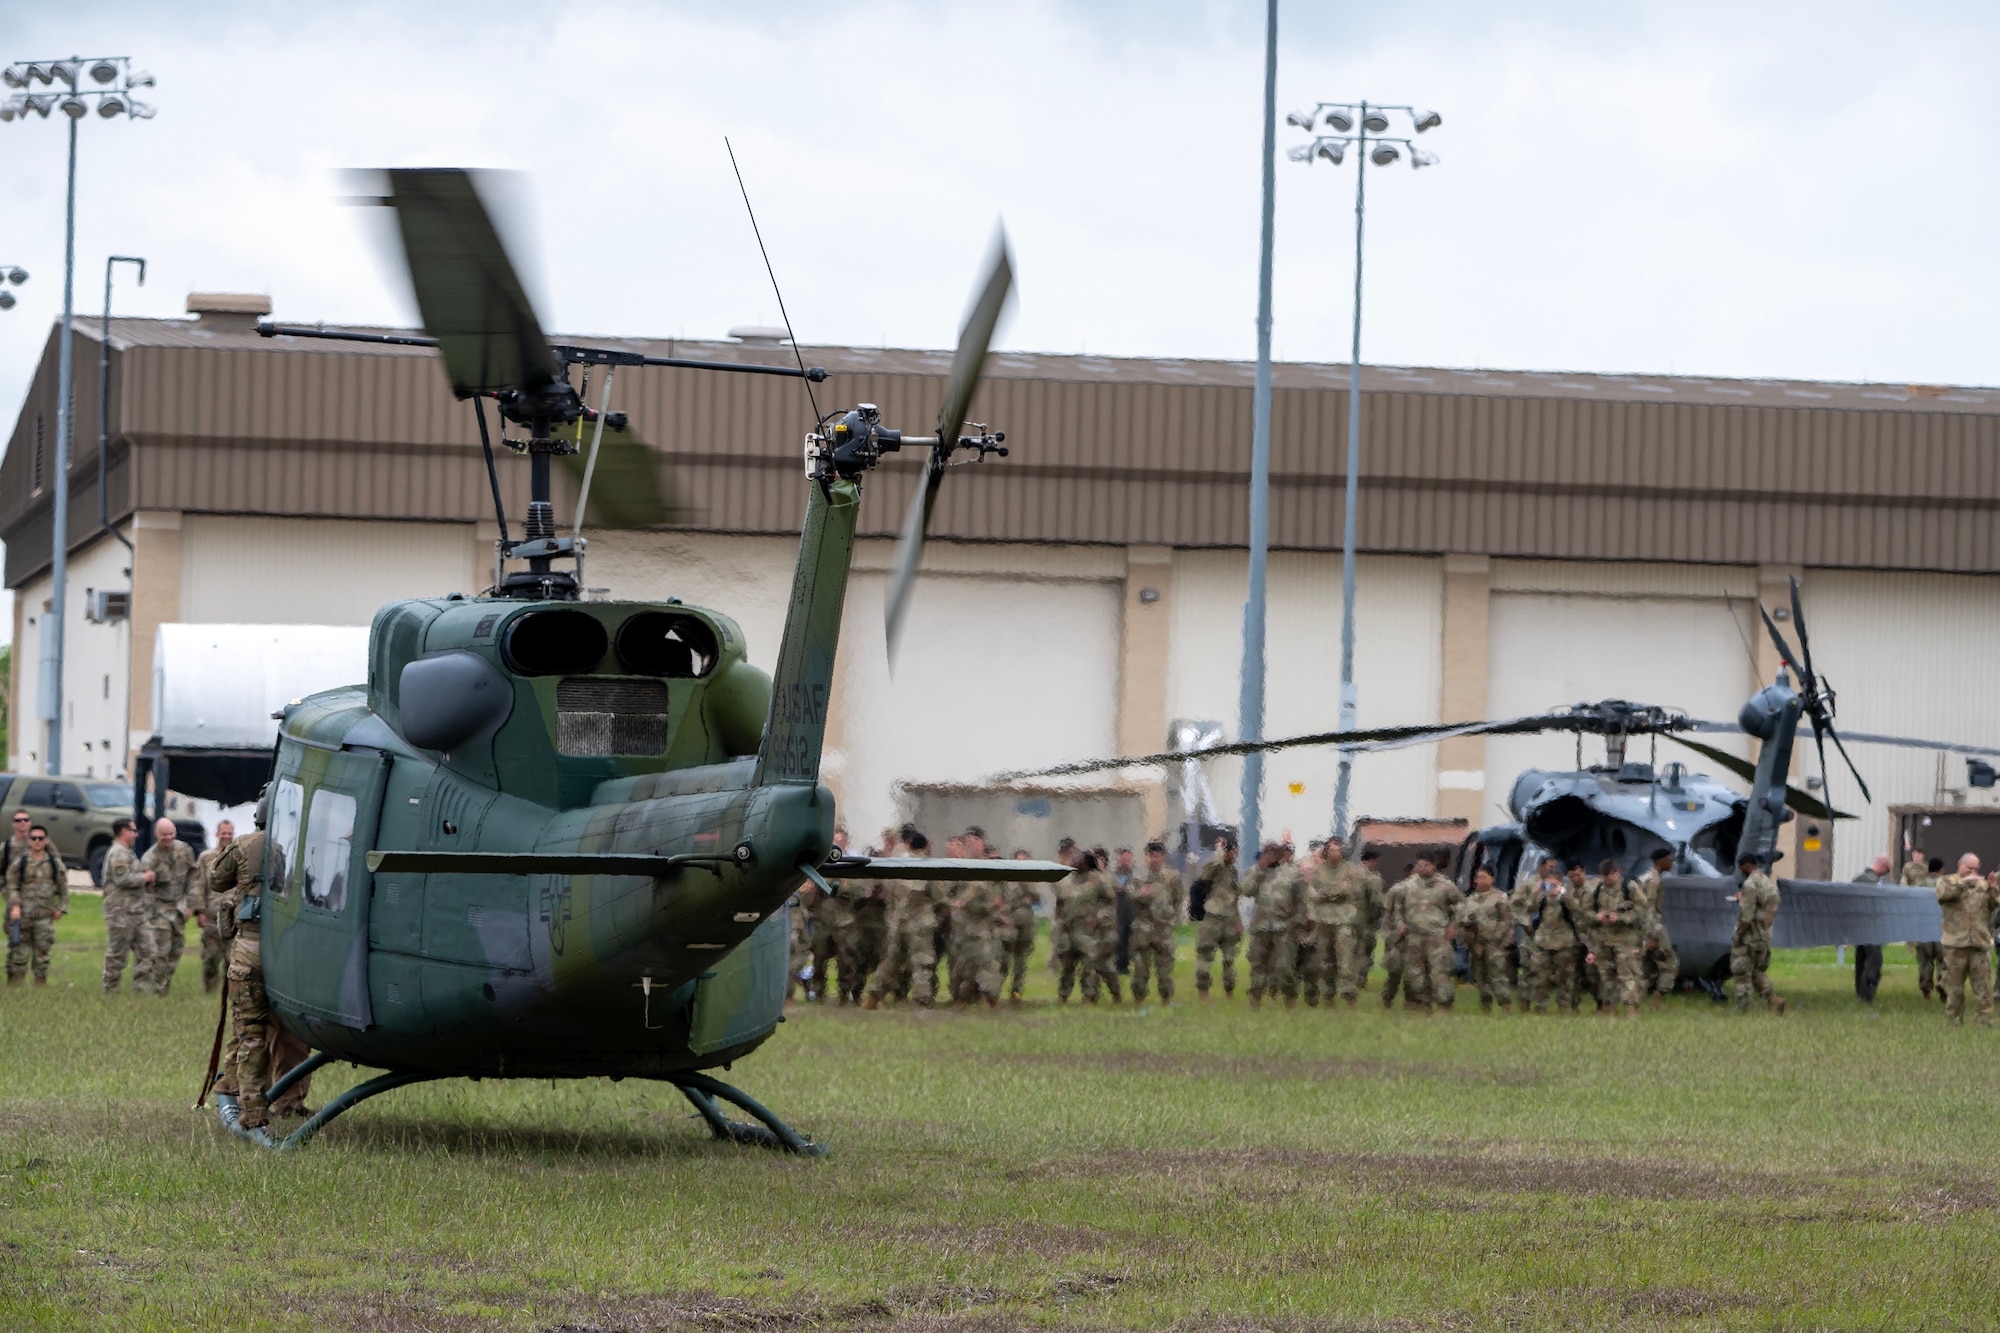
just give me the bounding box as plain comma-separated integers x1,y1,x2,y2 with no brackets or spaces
1,808,238,994
1877,850,2000,1024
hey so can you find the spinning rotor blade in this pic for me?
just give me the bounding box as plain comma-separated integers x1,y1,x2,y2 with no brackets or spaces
1757,604,1804,682
1787,576,1817,685
1825,723,1872,804
1662,736,1851,821
384,168,564,396
884,231,1015,663
554,417,681,528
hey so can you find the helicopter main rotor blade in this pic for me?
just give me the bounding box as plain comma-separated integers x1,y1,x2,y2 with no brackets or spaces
1787,576,1817,686
553,415,682,528
385,168,564,396
884,230,1015,664
1661,736,1852,821
1824,722,1873,804
1757,604,1804,682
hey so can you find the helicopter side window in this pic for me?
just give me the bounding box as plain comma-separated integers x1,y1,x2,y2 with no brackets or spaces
502,609,610,676
268,779,305,898
302,789,356,913
615,612,718,678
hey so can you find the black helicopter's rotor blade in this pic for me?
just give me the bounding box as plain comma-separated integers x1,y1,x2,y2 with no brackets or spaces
1807,711,1832,811
1824,722,1873,804
884,230,1015,664
1788,575,1817,685
1757,603,1804,682
1807,727,2000,759
553,415,683,528
1661,736,1852,821
384,168,564,396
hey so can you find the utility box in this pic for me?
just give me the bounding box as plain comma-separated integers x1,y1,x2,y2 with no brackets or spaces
85,588,130,622
1793,815,1835,880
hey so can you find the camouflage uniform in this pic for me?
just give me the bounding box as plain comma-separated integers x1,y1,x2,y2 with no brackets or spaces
1356,863,1385,990
139,837,199,996
1378,877,1411,1006
192,845,229,993
946,879,1005,1005
1193,854,1243,997
1935,871,1996,1025
5,846,68,983
1055,869,1119,1002
1126,867,1184,1003
1903,859,1944,999
866,877,942,1006
102,840,152,993
809,879,861,1003
1317,860,1378,1003
1523,879,1584,1013
1580,873,1645,1014
1455,883,1514,1011
1397,872,1461,1011
1000,879,1038,1001
1632,866,1680,997
785,890,812,1001
1730,870,1781,1011
852,886,889,995
209,831,274,1126
1244,860,1304,1004
1297,859,1342,1007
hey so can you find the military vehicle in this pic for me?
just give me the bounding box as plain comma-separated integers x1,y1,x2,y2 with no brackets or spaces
210,168,1064,1153
0,773,202,883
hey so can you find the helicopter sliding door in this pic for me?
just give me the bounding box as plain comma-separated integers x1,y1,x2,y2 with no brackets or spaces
263,746,389,1032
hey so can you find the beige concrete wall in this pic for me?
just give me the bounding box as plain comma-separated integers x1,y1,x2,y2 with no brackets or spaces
1436,555,1491,824
178,516,479,625
1117,546,1174,834
129,511,181,757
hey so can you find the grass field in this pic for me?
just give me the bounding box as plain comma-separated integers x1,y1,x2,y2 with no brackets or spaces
4,895,1999,1332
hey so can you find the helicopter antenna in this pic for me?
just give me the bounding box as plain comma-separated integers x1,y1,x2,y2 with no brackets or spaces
725,137,822,425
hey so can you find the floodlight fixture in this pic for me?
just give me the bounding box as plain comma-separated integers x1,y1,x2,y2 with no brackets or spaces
51,59,82,86
125,69,154,90
88,60,119,84
1410,149,1439,169
127,99,156,120
0,96,19,121
0,291,13,309
1315,139,1346,165
1362,109,1390,133
96,93,126,118
1324,107,1354,133
7,267,26,284
1370,142,1400,165
1285,109,1317,131
1413,108,1442,131
2,65,26,88
27,62,54,85
59,94,87,120
1285,143,1313,162
24,93,53,117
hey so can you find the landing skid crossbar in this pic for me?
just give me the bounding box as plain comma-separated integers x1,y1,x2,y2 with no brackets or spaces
668,1071,828,1157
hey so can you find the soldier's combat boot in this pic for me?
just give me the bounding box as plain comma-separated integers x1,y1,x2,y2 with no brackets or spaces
1197,988,1210,1002
1247,993,1262,1010
1284,996,1298,1010
33,976,47,986
859,993,881,1011
1343,994,1357,1008
214,1094,241,1131
1771,995,1787,1016
1480,996,1493,1013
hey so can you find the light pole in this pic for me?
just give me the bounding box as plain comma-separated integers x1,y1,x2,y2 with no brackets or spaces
0,266,27,309
3,57,156,776
1285,100,1440,838
101,255,146,553
1236,0,1279,855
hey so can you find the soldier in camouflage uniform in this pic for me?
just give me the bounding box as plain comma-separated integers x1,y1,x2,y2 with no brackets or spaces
1395,854,1461,1014
1378,871,1411,1007
862,831,941,1008
1318,841,1377,1005
946,872,1005,1008
1632,846,1679,1003
1455,866,1513,1012
1935,853,1994,1025
1193,837,1242,999
1127,841,1183,1004
191,821,235,993
1297,842,1343,1007
1580,859,1645,1018
140,818,199,996
1,812,27,968
1355,849,1384,991
1001,851,1040,1003
786,886,815,1002
1522,861,1583,1014
4,824,68,984
101,818,155,993
208,812,277,1136
1510,855,1557,994
1054,850,1120,1002
1243,843,1304,1008
1903,853,1944,1000
1729,853,1784,1014
1046,837,1078,975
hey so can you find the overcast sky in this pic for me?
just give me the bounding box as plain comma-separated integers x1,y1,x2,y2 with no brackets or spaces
2,0,1996,641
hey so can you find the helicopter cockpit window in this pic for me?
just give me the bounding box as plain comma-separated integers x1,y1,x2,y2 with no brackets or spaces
302,788,356,913
615,612,718,678
502,609,610,676
269,778,305,898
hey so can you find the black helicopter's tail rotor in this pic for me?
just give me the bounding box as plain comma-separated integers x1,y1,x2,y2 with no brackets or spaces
883,231,1015,664
1758,577,1870,803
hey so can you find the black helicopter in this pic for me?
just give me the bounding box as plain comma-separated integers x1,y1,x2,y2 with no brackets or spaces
1007,580,1991,995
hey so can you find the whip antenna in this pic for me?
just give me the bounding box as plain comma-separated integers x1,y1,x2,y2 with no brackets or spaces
725,137,821,424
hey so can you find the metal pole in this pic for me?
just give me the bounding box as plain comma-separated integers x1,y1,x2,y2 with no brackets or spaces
42,112,78,776
1330,107,1369,838
101,256,143,554
1237,0,1279,853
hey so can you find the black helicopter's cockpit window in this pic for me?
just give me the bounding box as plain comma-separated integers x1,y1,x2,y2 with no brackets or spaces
503,609,609,676
615,612,718,677
269,778,305,897
302,788,356,913
556,678,672,756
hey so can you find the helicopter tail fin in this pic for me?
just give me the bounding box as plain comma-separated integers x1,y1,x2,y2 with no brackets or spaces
755,478,861,786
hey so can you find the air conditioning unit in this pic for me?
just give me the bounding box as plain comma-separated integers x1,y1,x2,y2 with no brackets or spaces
85,588,131,623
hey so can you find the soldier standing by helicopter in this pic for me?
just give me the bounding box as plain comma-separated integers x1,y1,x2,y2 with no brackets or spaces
4,824,66,986
1632,847,1679,1005
190,821,235,994
862,830,940,1009
1192,835,1242,1000
1053,849,1119,1003
1126,841,1183,1004
206,800,275,1140
1394,854,1461,1015
1903,851,1945,1001
1934,852,1994,1025
101,819,154,993
1243,842,1304,1009
139,818,198,996
1455,866,1514,1013
1355,848,1384,992
1523,862,1583,1014
1001,850,1039,1005
1728,853,1785,1015
1581,859,1645,1019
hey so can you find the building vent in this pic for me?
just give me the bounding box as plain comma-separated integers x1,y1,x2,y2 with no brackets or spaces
556,677,670,756
86,589,131,623
186,291,272,332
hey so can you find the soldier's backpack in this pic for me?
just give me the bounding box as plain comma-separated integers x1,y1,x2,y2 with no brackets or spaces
1188,878,1210,922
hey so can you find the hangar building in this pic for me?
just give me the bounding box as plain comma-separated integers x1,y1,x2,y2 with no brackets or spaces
5,292,1997,877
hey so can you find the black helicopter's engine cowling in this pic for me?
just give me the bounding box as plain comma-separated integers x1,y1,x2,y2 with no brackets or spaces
1510,769,1598,846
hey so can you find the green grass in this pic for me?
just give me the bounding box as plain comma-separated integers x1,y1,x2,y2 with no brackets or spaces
4,895,1999,1332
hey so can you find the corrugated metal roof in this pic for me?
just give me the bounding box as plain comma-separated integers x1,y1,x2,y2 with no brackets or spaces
5,316,1999,586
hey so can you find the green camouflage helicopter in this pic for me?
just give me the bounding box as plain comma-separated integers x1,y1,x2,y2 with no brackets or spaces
220,169,1063,1154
